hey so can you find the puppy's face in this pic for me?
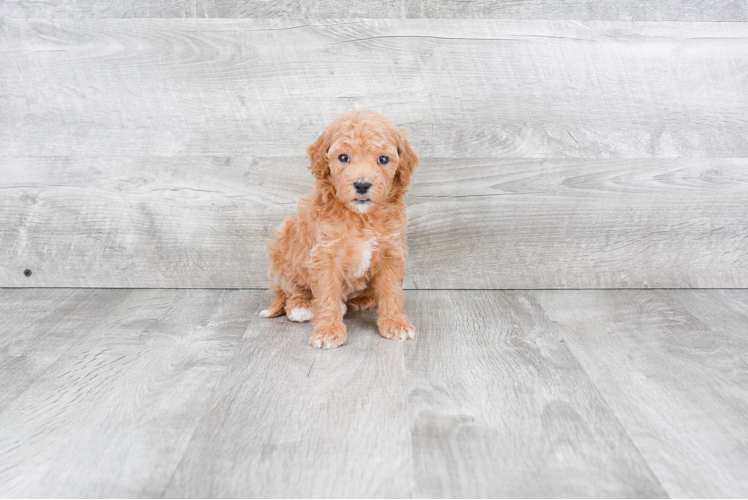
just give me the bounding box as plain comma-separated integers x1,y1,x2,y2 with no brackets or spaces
327,134,400,214
308,111,418,213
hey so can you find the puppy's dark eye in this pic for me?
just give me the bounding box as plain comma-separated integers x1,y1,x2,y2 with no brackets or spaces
338,154,350,163
378,156,389,165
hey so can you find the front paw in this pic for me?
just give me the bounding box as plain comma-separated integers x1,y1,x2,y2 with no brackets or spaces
308,323,347,349
378,316,416,341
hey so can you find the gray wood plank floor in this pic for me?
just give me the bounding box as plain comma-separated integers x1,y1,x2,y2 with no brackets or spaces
1,288,747,497
535,290,748,498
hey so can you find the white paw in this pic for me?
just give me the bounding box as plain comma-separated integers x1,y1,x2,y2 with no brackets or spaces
341,301,348,316
288,307,314,322
259,309,270,318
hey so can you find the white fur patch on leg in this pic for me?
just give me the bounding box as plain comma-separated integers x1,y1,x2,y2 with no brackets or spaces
341,301,348,316
259,309,271,318
288,307,314,322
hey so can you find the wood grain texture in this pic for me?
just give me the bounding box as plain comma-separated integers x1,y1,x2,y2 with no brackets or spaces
0,288,120,411
2,156,747,288
1,0,745,20
164,302,414,497
0,288,258,497
2,289,748,497
403,290,666,497
0,156,292,288
534,289,748,498
2,19,748,158
8,289,748,498
672,289,748,364
406,157,748,289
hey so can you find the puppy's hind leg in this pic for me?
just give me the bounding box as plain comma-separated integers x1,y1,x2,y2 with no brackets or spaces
346,294,377,312
286,288,314,322
344,283,377,312
260,288,287,318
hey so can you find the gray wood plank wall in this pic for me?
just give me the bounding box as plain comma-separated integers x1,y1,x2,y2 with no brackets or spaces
1,0,746,20
3,20,748,158
2,15,747,288
2,156,747,288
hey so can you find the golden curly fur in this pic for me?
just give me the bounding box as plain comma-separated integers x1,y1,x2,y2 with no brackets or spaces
260,111,418,349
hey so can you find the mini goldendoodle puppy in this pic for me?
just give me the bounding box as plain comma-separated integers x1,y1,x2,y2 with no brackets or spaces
260,111,418,349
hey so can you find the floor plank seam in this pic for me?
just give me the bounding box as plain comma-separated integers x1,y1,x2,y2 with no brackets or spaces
556,332,673,498
156,298,264,497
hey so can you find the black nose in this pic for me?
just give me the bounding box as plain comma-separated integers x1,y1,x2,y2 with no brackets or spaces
354,181,372,195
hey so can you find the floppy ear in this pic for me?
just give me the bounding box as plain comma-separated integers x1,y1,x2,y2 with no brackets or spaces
307,128,331,179
395,128,418,189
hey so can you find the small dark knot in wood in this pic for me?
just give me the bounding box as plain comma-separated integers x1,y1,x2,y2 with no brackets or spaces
24,269,32,277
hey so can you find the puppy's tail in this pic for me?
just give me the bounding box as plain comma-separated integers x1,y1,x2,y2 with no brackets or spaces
259,290,287,318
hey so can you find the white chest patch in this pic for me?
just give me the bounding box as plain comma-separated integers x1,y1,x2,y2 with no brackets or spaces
352,239,374,278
